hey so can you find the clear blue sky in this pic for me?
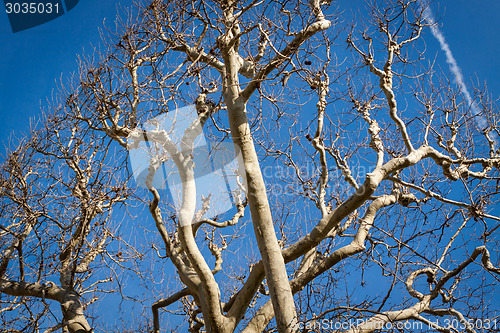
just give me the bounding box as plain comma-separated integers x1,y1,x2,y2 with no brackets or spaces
0,1,499,151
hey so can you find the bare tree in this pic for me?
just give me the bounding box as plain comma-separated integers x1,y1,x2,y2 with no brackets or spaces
1,0,500,333
0,111,132,332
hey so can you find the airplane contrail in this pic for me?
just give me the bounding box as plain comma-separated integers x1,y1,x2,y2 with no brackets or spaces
421,4,498,147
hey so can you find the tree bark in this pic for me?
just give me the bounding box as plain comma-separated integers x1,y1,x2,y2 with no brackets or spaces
0,280,92,333
225,97,298,332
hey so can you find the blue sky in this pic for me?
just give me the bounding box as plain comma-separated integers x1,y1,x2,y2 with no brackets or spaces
0,1,499,151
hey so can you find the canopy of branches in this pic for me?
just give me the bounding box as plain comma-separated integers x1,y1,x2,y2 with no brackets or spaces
1,1,499,332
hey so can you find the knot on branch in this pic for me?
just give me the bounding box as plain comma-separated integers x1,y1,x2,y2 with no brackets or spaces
195,93,215,118
368,120,384,152
467,202,484,220
398,193,418,207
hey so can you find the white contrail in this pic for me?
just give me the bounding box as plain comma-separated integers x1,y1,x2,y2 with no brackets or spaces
421,4,498,145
